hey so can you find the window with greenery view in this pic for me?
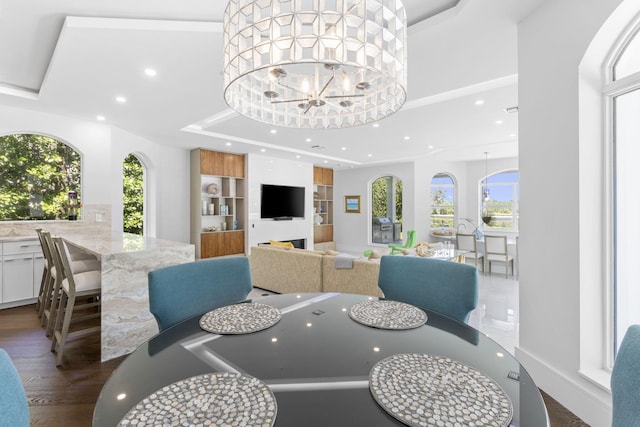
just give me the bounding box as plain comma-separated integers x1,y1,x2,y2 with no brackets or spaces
371,176,402,242
123,154,144,235
482,170,519,231
430,173,455,229
0,133,81,220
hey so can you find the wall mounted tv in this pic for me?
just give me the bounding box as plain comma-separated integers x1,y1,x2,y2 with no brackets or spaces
260,184,305,220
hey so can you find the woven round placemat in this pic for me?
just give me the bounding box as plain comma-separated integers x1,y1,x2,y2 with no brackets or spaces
348,299,427,330
369,353,513,427
200,303,282,334
118,372,277,426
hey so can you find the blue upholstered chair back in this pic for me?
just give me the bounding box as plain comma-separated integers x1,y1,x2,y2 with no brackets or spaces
611,324,640,427
0,349,29,427
148,257,253,332
378,256,479,323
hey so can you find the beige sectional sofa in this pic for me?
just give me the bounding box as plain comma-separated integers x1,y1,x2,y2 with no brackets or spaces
249,245,383,297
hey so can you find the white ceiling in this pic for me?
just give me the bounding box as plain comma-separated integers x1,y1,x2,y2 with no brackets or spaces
0,0,545,168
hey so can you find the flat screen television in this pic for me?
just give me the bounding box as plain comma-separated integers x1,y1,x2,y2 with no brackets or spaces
260,184,305,219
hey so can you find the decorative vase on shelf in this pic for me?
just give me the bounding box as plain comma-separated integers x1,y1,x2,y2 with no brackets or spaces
314,212,323,225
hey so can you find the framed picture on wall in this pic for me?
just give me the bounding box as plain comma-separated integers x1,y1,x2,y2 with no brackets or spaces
345,195,361,213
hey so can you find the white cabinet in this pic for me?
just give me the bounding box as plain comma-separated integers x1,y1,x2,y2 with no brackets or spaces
1,239,43,306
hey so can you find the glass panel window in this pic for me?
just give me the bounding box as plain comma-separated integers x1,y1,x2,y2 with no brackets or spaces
613,28,640,80
614,87,640,352
483,171,519,231
123,153,145,235
371,176,403,244
0,134,81,220
430,173,455,229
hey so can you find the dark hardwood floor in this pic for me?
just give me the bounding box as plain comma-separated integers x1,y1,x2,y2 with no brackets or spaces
0,304,589,426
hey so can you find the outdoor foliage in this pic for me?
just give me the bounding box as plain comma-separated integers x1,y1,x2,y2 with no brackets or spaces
0,134,80,220
371,176,403,221
123,154,144,235
431,187,454,228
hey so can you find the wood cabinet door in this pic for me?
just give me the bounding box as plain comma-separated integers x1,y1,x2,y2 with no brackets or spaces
313,166,323,184
200,150,225,175
224,231,245,255
223,153,245,178
201,233,224,258
322,168,333,185
314,225,333,243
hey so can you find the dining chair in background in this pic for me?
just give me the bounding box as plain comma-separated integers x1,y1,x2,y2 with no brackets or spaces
148,257,253,332
378,256,478,323
50,237,102,366
455,233,484,271
611,324,640,427
0,349,29,427
484,235,514,278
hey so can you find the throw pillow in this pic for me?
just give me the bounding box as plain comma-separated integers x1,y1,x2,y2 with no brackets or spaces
269,240,294,248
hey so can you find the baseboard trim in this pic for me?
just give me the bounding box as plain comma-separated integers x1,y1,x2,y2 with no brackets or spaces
515,346,612,427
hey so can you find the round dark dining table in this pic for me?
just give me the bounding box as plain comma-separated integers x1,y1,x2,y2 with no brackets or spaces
93,292,549,426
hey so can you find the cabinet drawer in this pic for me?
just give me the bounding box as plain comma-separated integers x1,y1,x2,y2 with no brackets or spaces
3,239,42,255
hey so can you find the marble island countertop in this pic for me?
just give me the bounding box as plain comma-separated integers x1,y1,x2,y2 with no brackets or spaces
62,231,192,258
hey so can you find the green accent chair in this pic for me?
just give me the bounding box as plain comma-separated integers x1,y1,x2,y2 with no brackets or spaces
148,257,252,332
0,349,29,427
378,255,478,323
388,229,417,255
611,324,640,427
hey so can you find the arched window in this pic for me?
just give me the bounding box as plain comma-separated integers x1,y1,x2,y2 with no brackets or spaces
123,153,145,235
371,176,402,244
0,133,81,220
482,170,519,231
610,24,640,354
430,173,455,230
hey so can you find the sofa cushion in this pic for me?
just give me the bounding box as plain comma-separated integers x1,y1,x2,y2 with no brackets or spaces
322,255,383,297
249,245,323,294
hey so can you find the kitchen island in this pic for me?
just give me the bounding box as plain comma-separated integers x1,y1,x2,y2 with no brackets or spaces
61,232,195,362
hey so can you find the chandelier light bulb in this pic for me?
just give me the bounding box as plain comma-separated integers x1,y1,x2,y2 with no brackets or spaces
223,0,407,129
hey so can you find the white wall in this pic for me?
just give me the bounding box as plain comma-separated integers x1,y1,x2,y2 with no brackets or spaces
517,1,630,425
0,105,190,243
246,154,314,249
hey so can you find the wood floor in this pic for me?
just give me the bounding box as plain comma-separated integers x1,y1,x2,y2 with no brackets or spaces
0,304,589,426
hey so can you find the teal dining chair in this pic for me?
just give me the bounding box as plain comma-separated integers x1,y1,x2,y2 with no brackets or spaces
611,324,640,427
378,256,478,323
0,349,29,427
148,257,253,332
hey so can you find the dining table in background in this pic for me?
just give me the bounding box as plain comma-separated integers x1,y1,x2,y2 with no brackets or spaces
93,292,549,426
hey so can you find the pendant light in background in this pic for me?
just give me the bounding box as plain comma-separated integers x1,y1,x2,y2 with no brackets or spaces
481,152,493,225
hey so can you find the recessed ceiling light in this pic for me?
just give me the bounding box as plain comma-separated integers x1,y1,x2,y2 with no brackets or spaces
295,155,301,159
323,160,328,164
372,123,380,128
341,147,347,151
225,142,232,146
495,120,503,125
403,136,410,141
428,145,434,149
270,129,277,134
260,148,266,152
367,153,373,157
144,68,157,77
115,96,127,103
96,115,105,121
509,133,517,138
306,138,311,142
475,99,485,105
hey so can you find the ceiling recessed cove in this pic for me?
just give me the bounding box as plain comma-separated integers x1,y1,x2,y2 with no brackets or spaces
404,0,461,26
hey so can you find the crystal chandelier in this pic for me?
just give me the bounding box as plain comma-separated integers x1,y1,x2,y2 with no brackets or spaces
223,0,407,129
